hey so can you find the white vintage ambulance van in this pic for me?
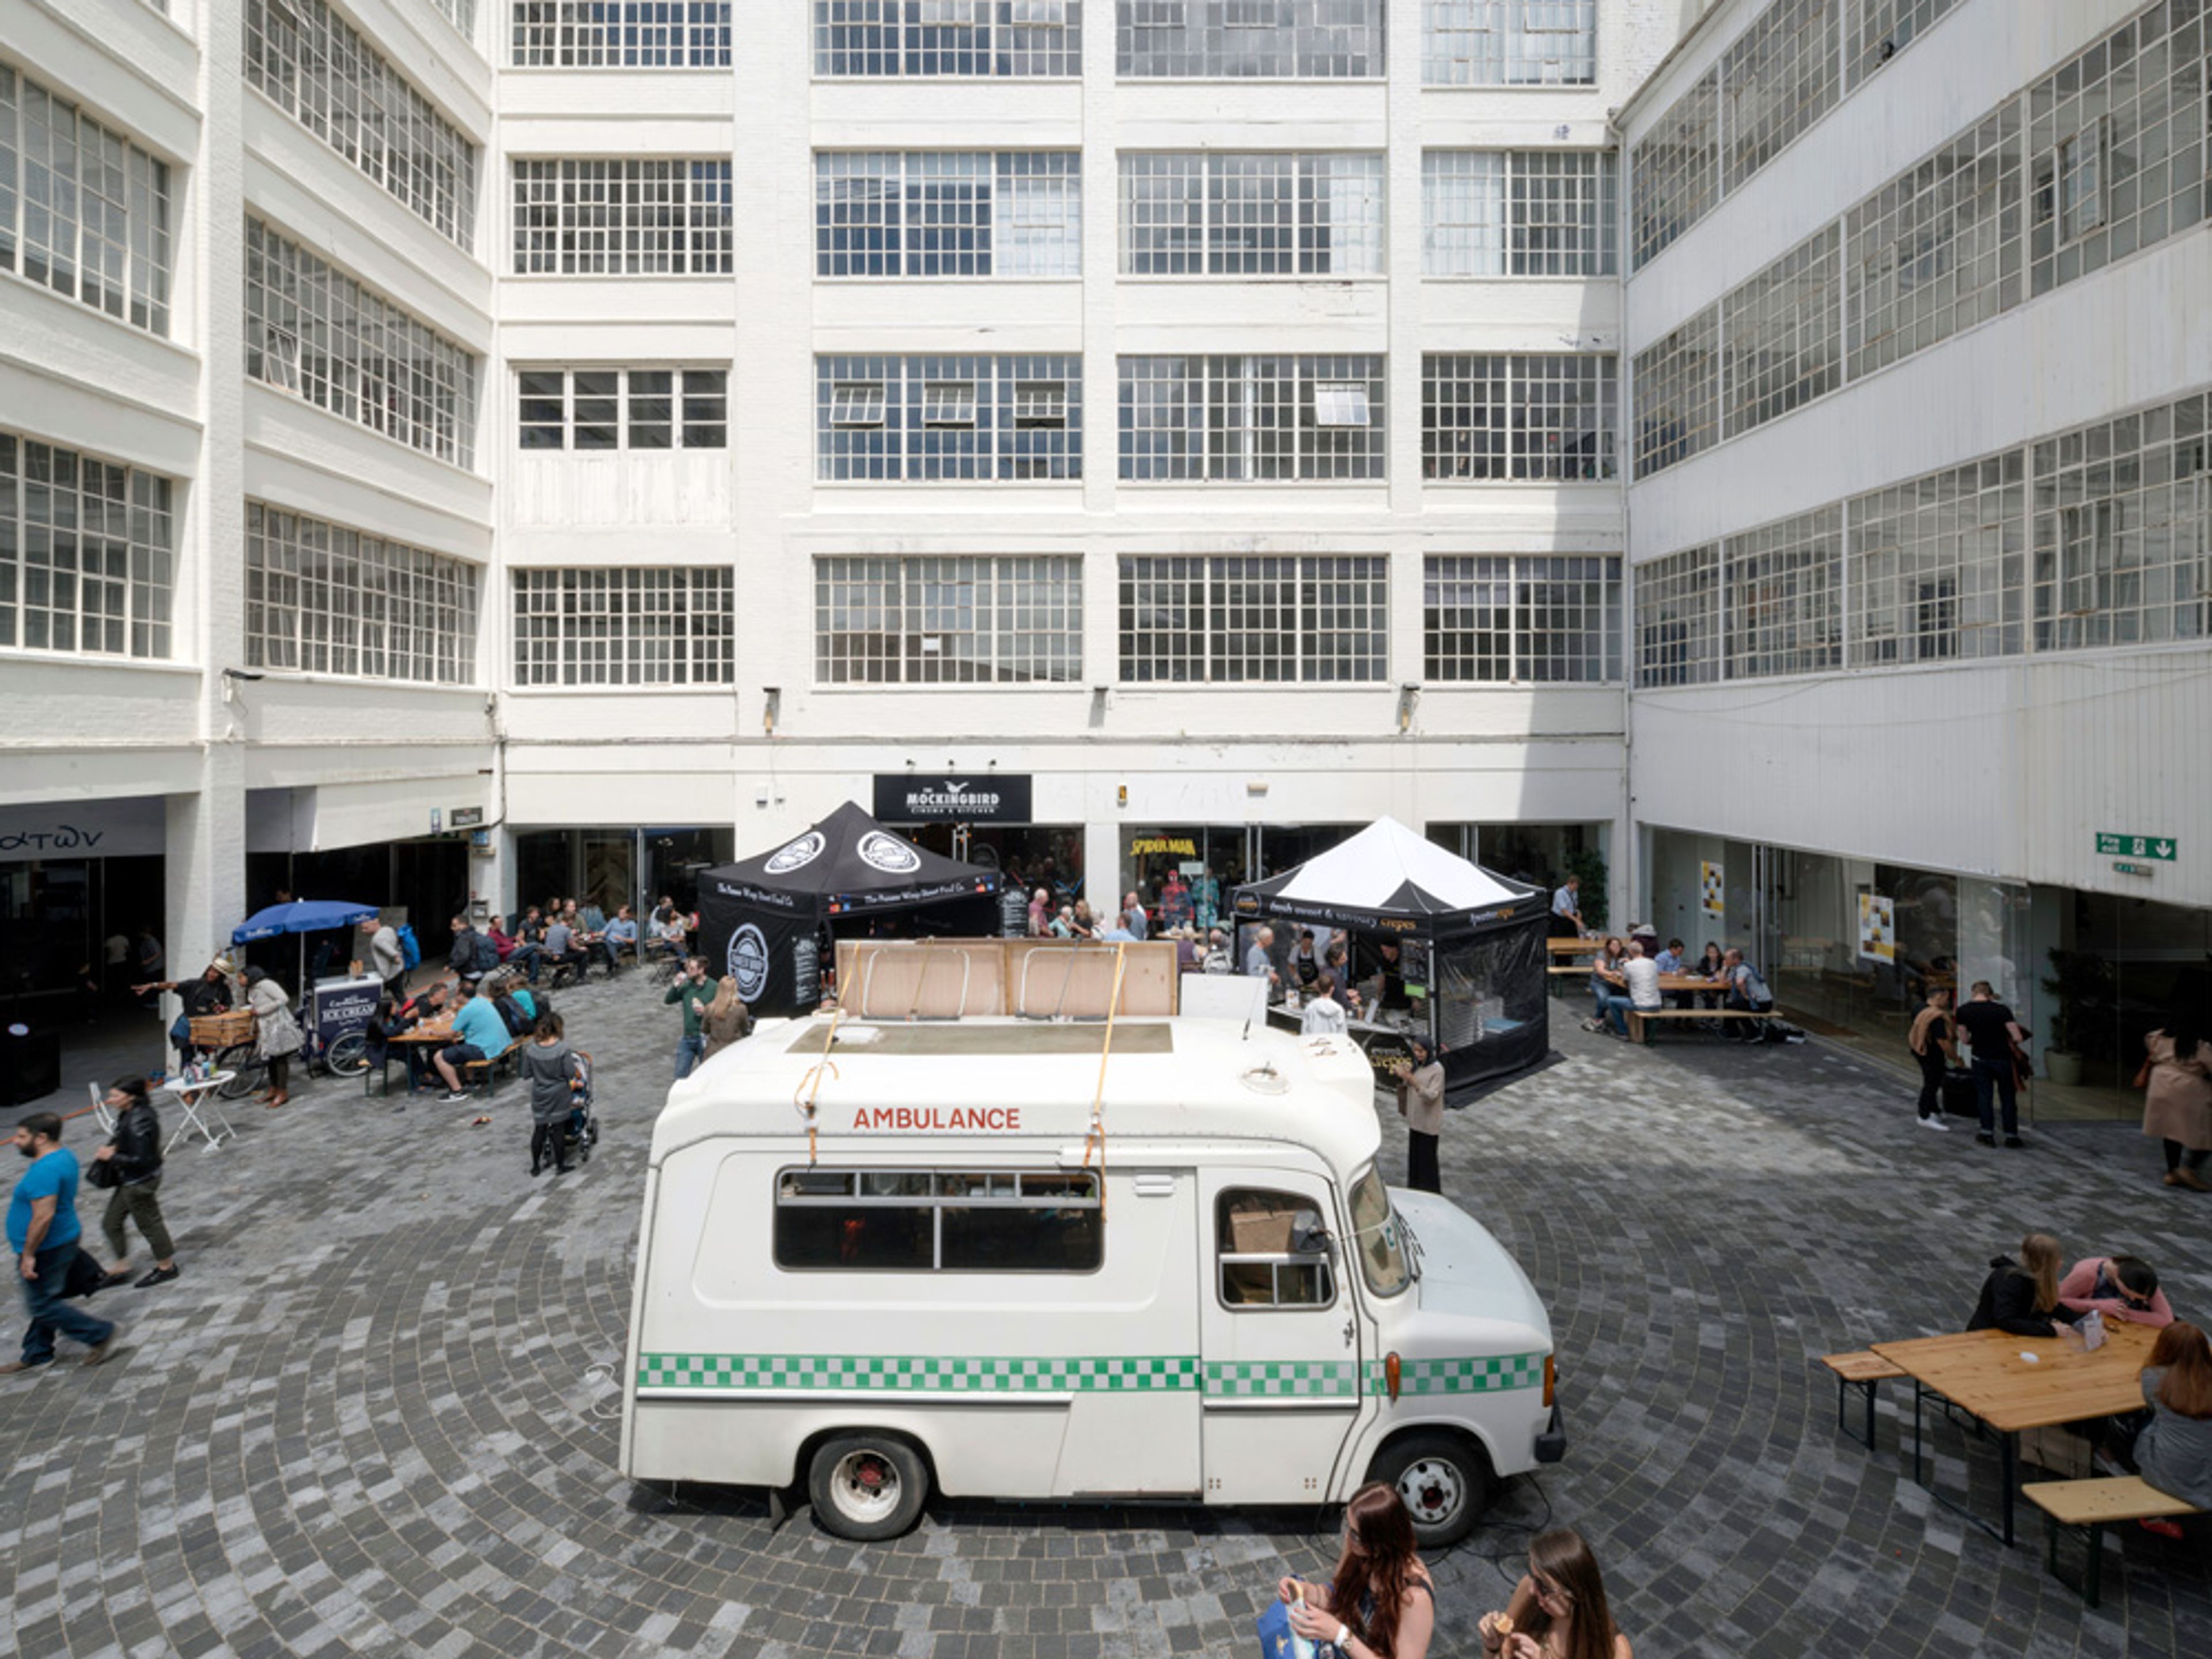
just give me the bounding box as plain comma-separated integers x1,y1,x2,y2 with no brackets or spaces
620,1015,1563,1542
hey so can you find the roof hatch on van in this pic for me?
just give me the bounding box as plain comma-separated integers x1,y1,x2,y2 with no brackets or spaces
783,1022,1177,1058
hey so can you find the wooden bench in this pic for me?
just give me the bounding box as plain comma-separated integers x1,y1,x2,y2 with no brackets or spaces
461,1037,529,1096
1625,1007,1766,1045
2024,1476,2200,1607
1547,964,1593,978
1819,1350,1908,1450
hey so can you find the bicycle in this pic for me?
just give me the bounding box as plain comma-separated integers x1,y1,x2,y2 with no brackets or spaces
206,1001,370,1100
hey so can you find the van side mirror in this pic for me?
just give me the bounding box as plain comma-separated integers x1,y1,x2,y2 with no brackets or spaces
1291,1209,1334,1256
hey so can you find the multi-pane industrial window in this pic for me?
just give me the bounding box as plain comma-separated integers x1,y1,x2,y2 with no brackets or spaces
1846,0,1965,90
516,369,727,449
512,2,732,65
2033,392,2212,652
1719,0,1837,191
814,1,1084,76
243,0,479,249
1118,153,1384,275
2029,5,2210,297
1721,225,1840,437
1118,0,1384,77
0,431,173,660
0,67,172,333
511,567,734,685
817,355,1081,480
435,0,478,35
1631,307,1719,477
1849,454,2024,666
817,152,1081,277
1421,1,1596,85
815,555,1082,683
1724,507,1842,679
511,160,734,274
1630,68,1718,268
1423,555,1620,681
1118,554,1387,682
1631,547,1719,688
245,504,479,684
1119,357,1386,482
245,220,480,469
1422,151,1615,276
1422,355,1616,482
1845,105,2020,380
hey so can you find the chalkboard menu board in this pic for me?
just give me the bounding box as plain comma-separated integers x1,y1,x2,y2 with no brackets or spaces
999,886,1030,938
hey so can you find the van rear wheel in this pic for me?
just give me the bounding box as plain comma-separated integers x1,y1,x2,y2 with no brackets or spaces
1368,1432,1496,1548
808,1433,929,1541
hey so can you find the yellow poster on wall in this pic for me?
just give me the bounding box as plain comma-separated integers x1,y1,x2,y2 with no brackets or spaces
1858,892,1895,962
1699,861,1725,919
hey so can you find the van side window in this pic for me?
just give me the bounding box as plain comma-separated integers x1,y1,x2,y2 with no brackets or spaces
775,1169,1103,1273
1216,1189,1334,1310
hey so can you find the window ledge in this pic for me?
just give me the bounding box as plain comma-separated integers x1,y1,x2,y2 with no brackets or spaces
505,683,737,696
0,649,198,675
227,668,487,693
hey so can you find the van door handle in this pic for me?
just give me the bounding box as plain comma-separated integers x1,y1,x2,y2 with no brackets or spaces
1342,1319,1355,1348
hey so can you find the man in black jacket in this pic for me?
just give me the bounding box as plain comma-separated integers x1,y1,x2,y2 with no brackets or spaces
94,1077,179,1289
448,914,495,990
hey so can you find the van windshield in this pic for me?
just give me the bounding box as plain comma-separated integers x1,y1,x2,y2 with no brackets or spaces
1347,1167,1411,1298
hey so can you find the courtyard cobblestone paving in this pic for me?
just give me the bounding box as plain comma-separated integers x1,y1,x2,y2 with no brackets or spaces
3,974,2208,1658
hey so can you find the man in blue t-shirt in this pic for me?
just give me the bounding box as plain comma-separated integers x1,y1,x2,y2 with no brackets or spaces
433,983,516,1101
4,1113,119,1372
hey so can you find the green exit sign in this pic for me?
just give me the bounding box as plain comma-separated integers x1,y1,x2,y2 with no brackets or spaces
2097,832,2177,861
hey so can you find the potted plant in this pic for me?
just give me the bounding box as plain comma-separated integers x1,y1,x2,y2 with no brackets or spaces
2039,948,2113,1087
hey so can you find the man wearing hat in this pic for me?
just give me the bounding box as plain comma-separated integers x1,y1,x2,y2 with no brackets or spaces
133,955,240,1075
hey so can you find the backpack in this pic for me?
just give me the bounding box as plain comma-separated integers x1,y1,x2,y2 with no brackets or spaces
396,923,422,970
494,993,533,1038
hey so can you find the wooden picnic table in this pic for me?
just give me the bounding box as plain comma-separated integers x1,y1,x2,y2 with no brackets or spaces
1545,937,1603,955
1872,1322,2156,1545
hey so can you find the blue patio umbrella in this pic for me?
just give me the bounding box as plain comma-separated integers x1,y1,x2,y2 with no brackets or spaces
231,900,381,944
230,900,382,998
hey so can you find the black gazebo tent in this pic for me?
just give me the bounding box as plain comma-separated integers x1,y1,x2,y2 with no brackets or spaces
697,802,1002,1016
1232,817,1550,1092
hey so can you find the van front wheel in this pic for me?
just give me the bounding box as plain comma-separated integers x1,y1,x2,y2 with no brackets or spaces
1368,1432,1495,1548
808,1433,929,1541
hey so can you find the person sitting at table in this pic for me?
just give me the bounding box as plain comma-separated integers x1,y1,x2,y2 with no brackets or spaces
1201,928,1234,974
1596,941,1663,1040
578,896,607,934
433,981,514,1103
645,903,688,966
539,914,589,985
1967,1231,2085,1337
2058,1255,2175,1327
599,904,641,973
1301,973,1350,1037
2123,1320,2212,1535
1653,938,1694,1010
1582,938,1627,1033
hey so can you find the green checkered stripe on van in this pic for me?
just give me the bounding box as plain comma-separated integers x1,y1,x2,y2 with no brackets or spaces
1204,1359,1362,1399
635,1354,1201,1393
1363,1354,1544,1396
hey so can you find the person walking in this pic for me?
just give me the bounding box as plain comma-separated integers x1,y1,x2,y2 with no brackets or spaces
1908,987,1958,1132
2141,1011,2212,1190
1398,1033,1446,1194
1953,979,2030,1148
242,967,305,1109
93,1078,178,1290
2,1113,119,1374
520,1013,579,1177
368,918,406,999
701,975,752,1059
665,956,716,1080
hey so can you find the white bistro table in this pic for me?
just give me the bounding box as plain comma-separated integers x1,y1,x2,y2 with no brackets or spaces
97,1073,240,1153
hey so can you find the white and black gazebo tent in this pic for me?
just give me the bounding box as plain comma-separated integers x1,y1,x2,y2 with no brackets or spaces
1232,817,1551,1091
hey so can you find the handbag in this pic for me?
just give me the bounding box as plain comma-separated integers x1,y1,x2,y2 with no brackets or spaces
2134,1056,2154,1090
62,1246,107,1300
1256,1596,1317,1659
85,1156,122,1190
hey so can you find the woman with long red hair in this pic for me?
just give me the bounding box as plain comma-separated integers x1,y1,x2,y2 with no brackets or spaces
1276,1482,1434,1659
1478,1527,1633,1659
2131,1320,2212,1536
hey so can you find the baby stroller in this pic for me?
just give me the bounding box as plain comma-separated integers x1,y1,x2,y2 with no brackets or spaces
559,1048,600,1166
